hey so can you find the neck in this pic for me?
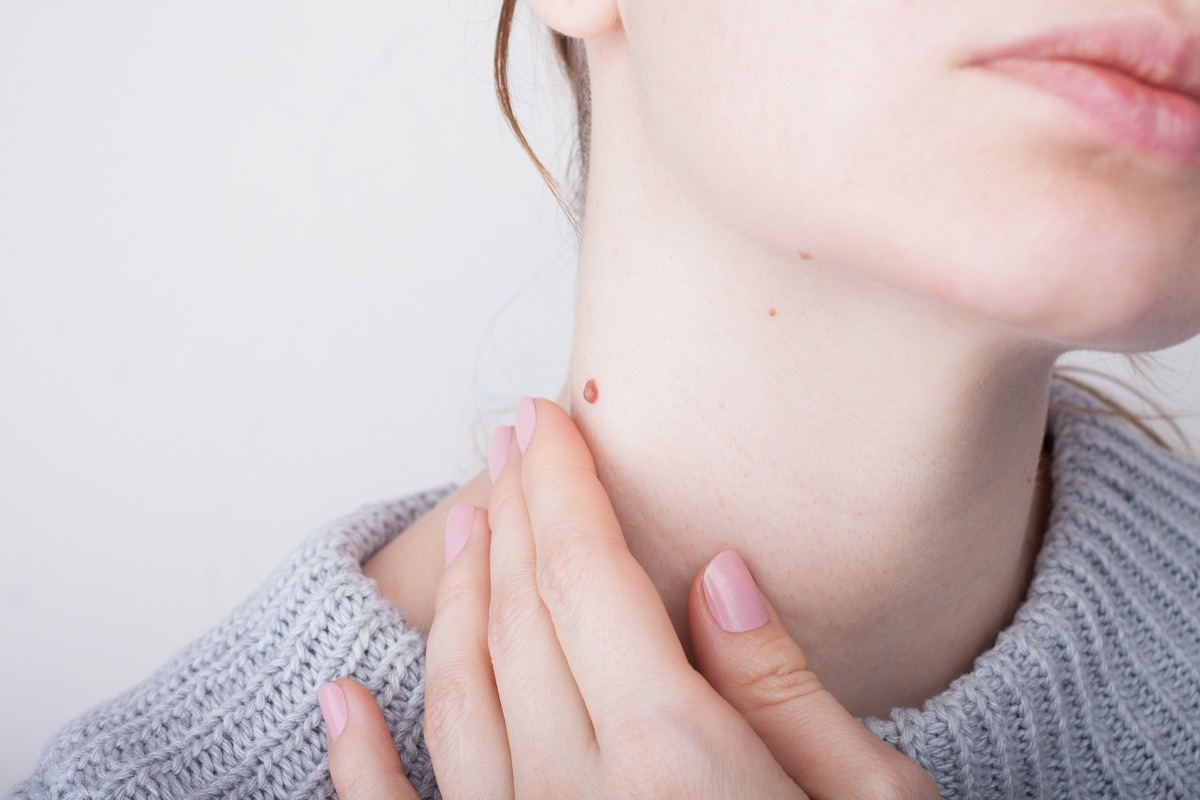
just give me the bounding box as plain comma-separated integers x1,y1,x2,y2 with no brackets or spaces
559,91,1062,718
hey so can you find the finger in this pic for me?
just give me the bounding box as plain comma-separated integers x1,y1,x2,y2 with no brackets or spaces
687,551,941,800
514,398,695,730
424,503,514,800
321,679,421,800
485,425,597,791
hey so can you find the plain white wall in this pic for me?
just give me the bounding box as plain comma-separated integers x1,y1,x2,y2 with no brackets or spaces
3,1,1200,788
0,1,578,784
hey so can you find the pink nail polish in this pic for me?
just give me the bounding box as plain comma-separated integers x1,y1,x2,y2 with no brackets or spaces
515,397,536,454
318,682,348,741
702,551,769,633
444,503,474,567
488,426,512,483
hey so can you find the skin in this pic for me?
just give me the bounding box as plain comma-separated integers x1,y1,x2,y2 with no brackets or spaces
367,0,1200,719
329,402,939,799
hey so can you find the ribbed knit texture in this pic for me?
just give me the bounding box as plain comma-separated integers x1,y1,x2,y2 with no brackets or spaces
9,484,457,800
864,379,1200,798
9,378,1200,799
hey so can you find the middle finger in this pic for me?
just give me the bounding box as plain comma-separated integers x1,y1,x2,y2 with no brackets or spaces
486,425,597,791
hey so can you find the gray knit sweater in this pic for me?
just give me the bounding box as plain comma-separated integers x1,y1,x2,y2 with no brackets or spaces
10,378,1200,799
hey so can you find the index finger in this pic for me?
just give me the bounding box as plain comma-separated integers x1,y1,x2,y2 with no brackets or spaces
514,397,697,728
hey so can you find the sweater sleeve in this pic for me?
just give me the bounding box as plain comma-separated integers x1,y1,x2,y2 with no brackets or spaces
8,484,456,800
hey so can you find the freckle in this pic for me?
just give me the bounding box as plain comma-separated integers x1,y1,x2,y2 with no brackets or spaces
582,379,599,404
768,308,777,317
797,249,814,261
719,401,726,410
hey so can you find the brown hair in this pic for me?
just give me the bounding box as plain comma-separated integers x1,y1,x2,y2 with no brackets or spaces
491,5,1193,456
1049,361,1192,455
494,0,589,237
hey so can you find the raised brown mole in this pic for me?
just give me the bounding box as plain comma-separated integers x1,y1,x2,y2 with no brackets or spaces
768,308,777,317
797,249,814,260
583,379,599,404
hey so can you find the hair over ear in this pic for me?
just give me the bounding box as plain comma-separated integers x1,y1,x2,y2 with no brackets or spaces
495,0,594,237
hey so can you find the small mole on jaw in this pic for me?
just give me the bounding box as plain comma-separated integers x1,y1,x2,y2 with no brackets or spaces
768,308,777,317
797,249,814,261
583,379,599,404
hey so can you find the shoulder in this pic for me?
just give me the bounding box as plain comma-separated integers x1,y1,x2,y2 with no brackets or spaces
362,468,494,635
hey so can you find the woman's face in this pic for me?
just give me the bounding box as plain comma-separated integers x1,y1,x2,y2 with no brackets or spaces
615,2,1200,351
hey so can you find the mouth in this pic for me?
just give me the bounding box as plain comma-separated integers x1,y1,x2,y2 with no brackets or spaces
969,15,1200,100
967,15,1200,164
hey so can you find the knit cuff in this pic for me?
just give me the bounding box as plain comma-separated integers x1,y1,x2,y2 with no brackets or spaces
11,483,457,800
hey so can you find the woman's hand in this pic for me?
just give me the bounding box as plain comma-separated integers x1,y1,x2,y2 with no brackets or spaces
321,397,939,799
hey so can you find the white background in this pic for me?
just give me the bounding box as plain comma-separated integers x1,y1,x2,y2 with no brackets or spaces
2,1,1199,787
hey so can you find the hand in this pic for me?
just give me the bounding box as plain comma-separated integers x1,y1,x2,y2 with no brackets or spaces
321,397,940,799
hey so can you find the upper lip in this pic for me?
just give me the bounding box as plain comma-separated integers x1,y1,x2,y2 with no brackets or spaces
968,16,1200,101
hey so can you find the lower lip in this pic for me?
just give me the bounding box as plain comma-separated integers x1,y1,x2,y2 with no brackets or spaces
975,57,1200,164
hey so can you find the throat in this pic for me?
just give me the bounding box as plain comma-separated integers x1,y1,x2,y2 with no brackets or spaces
570,376,1059,718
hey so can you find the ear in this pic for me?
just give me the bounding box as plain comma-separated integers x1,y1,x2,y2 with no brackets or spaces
525,0,620,40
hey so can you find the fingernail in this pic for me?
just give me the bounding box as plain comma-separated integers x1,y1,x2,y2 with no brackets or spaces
488,426,512,483
318,682,348,742
444,503,474,567
515,397,536,454
702,550,769,633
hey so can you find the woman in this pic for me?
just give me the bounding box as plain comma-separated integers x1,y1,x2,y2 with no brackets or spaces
14,0,1200,797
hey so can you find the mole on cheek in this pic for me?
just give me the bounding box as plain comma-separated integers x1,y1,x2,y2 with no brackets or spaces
768,308,777,317
796,249,814,261
583,379,599,404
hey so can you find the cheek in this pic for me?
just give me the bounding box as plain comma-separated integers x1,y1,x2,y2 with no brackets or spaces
624,2,850,212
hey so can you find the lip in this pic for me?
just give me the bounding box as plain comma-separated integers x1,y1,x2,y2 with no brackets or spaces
967,16,1200,163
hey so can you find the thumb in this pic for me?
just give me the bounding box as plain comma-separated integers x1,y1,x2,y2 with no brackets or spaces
687,551,939,800
320,679,422,800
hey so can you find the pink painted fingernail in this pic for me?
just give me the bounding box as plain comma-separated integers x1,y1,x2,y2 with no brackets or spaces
318,682,348,742
488,426,512,483
444,503,474,567
702,551,769,633
515,397,536,454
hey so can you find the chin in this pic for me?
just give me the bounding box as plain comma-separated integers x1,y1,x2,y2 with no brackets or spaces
916,186,1200,352
955,250,1198,352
